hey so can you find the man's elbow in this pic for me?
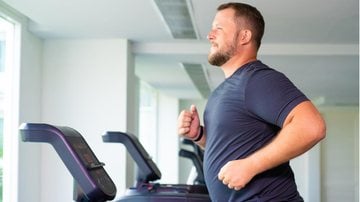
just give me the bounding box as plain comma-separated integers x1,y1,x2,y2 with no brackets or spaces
311,117,326,143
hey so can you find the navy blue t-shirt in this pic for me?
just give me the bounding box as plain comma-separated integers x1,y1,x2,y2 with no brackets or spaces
203,60,307,202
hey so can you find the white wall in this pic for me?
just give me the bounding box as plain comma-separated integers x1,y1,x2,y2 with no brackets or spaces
39,39,136,202
17,26,43,202
156,93,179,184
291,142,321,201
319,106,359,202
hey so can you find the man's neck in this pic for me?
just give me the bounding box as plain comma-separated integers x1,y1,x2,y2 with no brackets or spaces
221,55,257,78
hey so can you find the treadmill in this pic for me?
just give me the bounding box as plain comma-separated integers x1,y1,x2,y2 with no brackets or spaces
103,131,210,201
179,139,205,185
19,123,210,201
19,123,117,202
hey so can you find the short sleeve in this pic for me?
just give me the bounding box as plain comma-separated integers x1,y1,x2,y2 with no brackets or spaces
245,69,308,127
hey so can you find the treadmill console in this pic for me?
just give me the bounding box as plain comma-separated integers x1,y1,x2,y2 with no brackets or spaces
19,123,117,202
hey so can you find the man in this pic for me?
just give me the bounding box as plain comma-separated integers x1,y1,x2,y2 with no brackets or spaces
177,2,326,201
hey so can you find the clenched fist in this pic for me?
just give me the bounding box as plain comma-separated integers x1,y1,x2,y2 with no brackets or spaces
218,158,258,191
177,105,200,140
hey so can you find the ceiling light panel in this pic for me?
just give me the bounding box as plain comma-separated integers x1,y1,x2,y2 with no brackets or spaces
154,0,197,39
182,63,211,98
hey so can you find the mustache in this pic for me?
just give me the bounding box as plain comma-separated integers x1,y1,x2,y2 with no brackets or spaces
210,41,218,47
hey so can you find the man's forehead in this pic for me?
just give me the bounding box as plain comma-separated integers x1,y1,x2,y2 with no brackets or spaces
212,10,236,26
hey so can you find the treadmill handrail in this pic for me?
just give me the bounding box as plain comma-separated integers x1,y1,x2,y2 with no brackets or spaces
179,149,205,184
102,131,161,183
19,123,117,201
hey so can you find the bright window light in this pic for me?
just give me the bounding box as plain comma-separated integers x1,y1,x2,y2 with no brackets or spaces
0,15,20,202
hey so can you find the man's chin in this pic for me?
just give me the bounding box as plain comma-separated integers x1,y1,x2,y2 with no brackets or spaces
208,58,221,67
208,50,217,60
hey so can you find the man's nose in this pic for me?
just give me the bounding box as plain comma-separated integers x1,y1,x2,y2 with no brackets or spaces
207,29,216,40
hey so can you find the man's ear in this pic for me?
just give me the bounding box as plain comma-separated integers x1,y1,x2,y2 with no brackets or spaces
239,29,252,45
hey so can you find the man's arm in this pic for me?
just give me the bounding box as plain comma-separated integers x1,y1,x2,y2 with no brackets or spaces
218,101,326,190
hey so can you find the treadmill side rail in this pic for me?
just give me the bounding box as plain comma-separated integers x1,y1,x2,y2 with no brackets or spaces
19,123,117,202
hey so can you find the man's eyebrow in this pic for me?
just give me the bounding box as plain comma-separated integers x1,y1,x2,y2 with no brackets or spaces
212,23,222,28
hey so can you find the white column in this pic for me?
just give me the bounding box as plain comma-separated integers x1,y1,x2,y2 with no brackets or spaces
156,93,179,184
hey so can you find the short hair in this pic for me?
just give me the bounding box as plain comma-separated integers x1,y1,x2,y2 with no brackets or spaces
217,2,265,49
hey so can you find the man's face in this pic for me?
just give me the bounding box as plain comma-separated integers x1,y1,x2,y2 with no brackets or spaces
207,9,239,67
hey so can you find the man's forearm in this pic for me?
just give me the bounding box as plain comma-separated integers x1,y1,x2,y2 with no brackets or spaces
247,101,326,175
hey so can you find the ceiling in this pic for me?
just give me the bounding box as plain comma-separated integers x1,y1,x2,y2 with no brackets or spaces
2,0,359,106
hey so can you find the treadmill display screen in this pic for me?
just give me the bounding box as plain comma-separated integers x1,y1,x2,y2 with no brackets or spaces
66,136,116,195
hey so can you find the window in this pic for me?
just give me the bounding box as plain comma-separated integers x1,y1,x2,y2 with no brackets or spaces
0,18,8,202
0,16,19,202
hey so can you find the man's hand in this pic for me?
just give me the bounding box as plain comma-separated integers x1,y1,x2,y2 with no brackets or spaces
218,159,257,191
177,105,200,140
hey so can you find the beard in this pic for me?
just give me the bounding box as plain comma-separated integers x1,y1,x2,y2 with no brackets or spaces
207,46,233,66
208,31,240,66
